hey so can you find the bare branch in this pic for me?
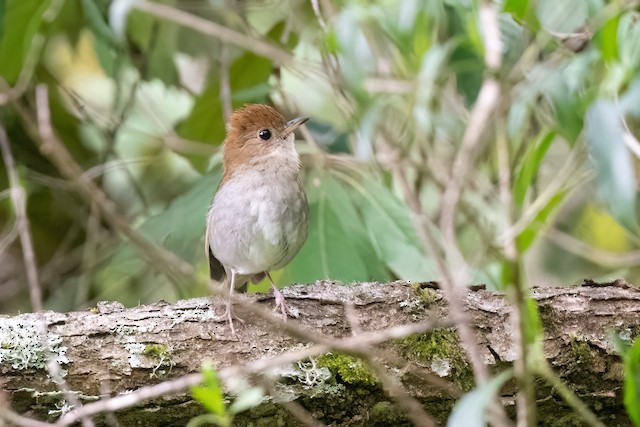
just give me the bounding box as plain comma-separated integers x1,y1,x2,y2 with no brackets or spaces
56,374,202,426
133,0,296,67
537,364,606,427
545,228,640,267
0,126,43,312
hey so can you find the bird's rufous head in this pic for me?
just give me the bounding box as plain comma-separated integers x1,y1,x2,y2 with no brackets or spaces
221,104,308,179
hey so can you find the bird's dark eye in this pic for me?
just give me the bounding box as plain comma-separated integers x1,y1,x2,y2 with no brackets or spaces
258,129,271,141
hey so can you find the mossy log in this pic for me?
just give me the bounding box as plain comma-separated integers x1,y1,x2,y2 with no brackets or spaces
1,280,637,426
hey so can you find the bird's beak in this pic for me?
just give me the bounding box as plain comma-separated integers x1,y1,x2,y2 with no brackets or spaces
283,116,309,136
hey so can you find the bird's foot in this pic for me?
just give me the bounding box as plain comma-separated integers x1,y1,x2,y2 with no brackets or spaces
272,286,299,320
212,302,245,338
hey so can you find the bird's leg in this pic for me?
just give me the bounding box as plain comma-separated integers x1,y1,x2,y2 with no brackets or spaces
214,270,244,337
266,272,297,319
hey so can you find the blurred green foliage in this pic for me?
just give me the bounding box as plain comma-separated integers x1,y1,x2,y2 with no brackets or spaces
621,338,640,427
3,0,640,424
0,0,640,316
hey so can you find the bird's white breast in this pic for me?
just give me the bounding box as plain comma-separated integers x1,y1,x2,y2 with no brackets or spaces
207,166,307,276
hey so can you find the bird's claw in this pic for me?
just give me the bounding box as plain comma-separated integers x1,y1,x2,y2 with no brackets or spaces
212,303,244,338
272,286,298,320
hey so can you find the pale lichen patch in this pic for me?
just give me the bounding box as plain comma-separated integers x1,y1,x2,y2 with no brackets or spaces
0,317,68,371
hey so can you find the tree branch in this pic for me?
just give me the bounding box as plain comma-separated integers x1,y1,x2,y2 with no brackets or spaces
1,280,634,426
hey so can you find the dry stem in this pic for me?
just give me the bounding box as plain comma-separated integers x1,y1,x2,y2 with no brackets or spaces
0,126,43,312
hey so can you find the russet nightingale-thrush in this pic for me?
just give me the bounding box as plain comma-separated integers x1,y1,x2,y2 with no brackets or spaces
206,104,309,335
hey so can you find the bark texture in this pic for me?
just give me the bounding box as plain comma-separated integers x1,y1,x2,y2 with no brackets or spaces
1,279,637,426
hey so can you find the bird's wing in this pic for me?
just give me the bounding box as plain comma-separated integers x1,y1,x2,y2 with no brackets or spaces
208,247,226,282
205,220,225,281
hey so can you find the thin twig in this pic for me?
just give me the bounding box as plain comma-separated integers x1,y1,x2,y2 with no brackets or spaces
0,125,43,312
545,228,640,267
439,78,501,254
499,146,588,245
390,162,512,427
1,410,54,427
496,124,517,263
133,0,296,67
56,373,203,426
439,0,502,256
0,35,45,106
622,117,640,158
75,201,101,308
537,364,606,427
344,302,361,335
389,161,490,378
309,0,327,31
351,349,436,427
0,221,19,256
391,4,511,426
98,379,120,427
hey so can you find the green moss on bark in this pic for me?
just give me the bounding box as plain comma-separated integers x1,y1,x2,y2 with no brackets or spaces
398,328,474,390
316,353,378,386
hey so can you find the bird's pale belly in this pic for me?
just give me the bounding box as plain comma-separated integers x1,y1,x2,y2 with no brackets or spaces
208,173,308,276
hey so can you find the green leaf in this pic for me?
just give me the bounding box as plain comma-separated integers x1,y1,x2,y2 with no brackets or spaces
178,50,272,150
334,5,377,100
353,177,433,281
192,363,227,417
414,43,451,132
503,0,539,30
178,73,225,146
126,9,154,51
147,21,179,84
516,190,567,252
600,14,619,63
228,387,264,414
185,414,227,427
0,0,50,83
447,370,513,427
513,130,556,207
84,0,120,47
281,169,385,284
138,169,221,262
503,0,528,21
523,297,542,346
0,0,6,41
624,339,640,426
325,173,389,280
544,62,592,144
585,100,637,230
617,12,640,71
537,0,587,33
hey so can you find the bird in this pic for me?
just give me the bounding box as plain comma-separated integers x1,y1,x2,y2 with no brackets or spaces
205,104,309,335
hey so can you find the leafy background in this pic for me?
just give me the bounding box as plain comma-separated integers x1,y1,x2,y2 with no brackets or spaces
0,0,639,316
3,0,640,424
